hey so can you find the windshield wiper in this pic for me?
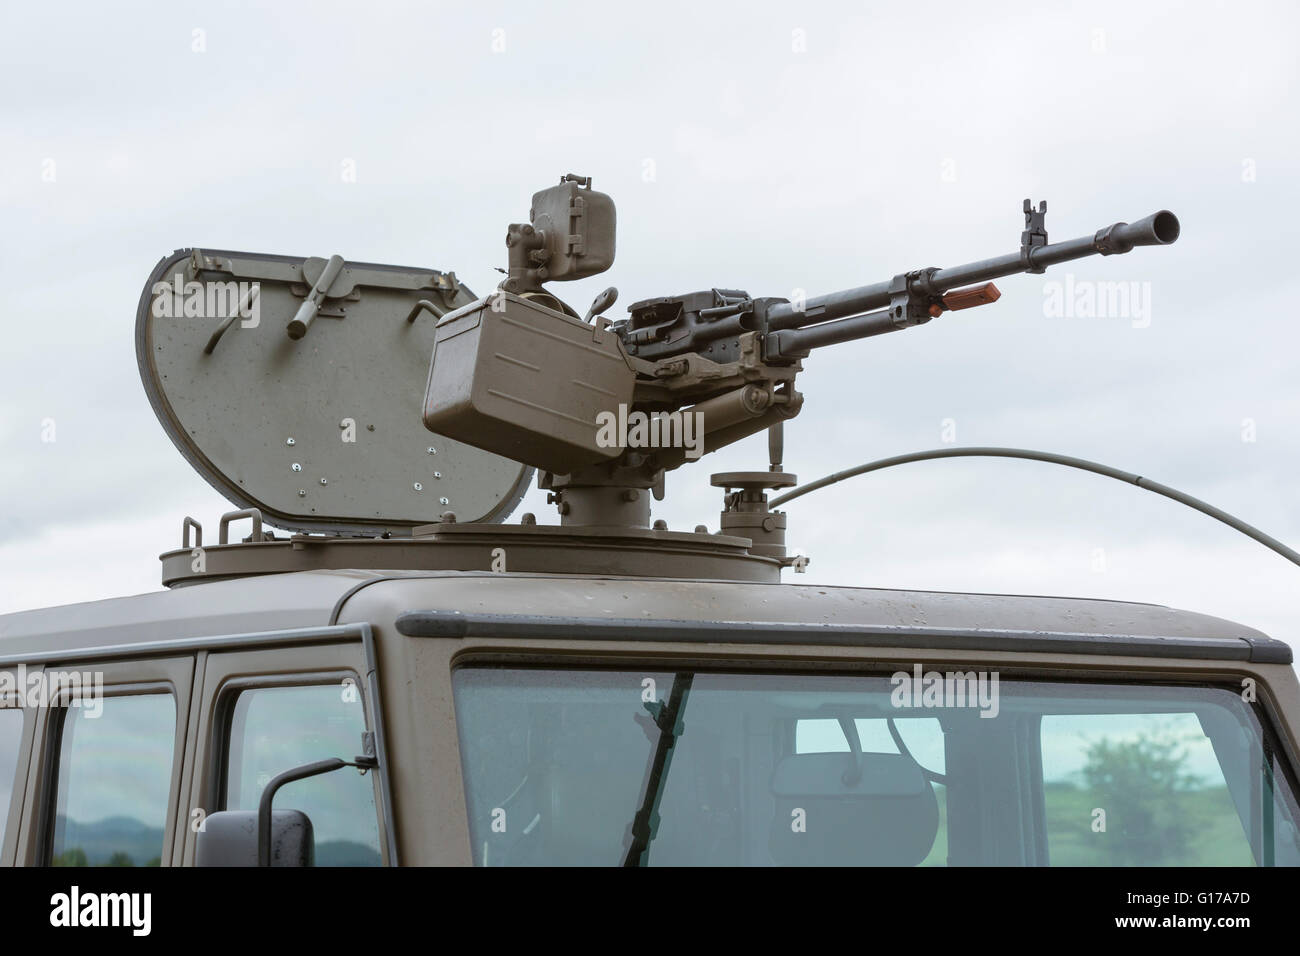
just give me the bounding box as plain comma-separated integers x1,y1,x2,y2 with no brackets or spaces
623,672,694,867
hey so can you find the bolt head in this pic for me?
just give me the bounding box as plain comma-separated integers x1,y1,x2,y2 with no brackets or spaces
413,482,423,491
291,463,302,472
286,437,295,446
319,478,328,485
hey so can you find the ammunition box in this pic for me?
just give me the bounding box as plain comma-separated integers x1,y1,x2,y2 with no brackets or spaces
423,292,636,474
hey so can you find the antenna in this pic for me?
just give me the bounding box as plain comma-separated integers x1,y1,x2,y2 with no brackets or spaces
770,447,1300,572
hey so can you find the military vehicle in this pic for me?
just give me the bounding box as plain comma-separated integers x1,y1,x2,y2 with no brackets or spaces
1,176,1296,868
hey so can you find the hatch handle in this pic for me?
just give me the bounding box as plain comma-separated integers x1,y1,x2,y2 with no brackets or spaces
404,298,446,324
287,254,346,341
203,283,261,355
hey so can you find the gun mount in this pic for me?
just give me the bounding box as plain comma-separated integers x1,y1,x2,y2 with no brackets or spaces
423,178,1180,541
138,176,1182,586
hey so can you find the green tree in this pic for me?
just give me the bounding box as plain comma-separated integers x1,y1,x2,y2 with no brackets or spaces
105,851,135,867
52,847,88,867
1082,734,1198,865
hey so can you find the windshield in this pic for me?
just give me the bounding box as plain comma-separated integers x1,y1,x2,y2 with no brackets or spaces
451,666,1300,866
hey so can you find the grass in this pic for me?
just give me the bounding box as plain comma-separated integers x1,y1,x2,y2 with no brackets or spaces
918,783,1254,866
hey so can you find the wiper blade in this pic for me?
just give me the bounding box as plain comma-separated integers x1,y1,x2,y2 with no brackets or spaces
623,672,694,867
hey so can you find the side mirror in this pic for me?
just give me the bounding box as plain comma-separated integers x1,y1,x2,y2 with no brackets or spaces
196,810,315,867
197,752,377,867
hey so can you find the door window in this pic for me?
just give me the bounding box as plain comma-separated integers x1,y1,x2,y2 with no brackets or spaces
223,683,381,866
50,693,175,866
1043,711,1257,865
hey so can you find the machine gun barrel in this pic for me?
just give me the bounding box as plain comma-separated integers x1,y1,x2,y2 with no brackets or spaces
767,307,903,353
764,209,1180,333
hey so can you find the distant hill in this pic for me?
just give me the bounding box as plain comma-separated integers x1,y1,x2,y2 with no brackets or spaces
316,839,382,866
51,815,164,867
51,815,381,866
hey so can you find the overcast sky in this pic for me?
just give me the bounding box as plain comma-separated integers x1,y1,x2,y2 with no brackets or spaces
2,0,1297,653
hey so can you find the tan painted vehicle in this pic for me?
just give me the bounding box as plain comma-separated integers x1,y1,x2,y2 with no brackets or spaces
2,177,1297,867
2,568,1297,867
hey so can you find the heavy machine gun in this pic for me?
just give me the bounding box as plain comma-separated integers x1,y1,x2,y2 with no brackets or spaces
423,175,1180,542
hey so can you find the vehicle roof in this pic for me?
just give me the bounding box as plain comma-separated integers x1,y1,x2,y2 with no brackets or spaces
0,569,382,658
0,568,1277,662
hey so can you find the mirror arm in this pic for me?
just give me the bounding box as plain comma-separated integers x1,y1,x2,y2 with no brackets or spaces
838,715,863,787
887,717,946,786
257,754,378,867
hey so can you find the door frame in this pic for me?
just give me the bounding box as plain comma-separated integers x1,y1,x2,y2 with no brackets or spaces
0,665,40,866
2,622,395,867
184,644,391,865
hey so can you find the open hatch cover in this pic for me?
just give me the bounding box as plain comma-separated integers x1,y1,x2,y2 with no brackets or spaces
136,248,532,535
